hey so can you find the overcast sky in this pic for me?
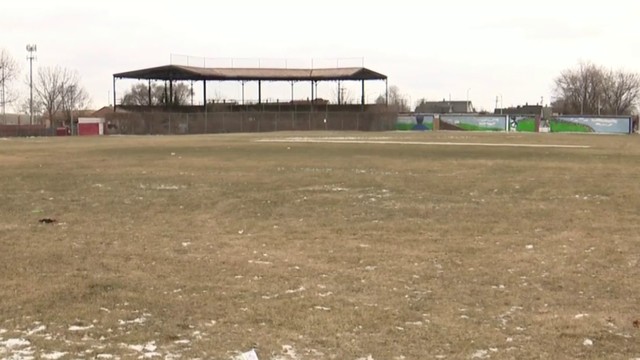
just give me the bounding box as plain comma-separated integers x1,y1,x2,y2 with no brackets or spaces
2,0,640,111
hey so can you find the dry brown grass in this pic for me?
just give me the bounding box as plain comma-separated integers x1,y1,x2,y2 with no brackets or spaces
0,132,639,359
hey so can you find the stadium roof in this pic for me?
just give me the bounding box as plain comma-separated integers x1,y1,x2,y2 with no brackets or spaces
113,64,387,81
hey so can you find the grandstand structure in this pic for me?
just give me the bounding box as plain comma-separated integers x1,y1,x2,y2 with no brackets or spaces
112,64,389,112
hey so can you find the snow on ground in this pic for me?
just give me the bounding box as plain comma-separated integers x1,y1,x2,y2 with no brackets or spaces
256,137,591,149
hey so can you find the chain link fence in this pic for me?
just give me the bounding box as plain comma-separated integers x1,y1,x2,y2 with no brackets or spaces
0,111,397,137
102,111,396,135
0,125,55,137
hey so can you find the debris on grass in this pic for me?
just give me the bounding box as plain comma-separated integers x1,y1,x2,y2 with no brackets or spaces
583,338,593,346
38,218,57,224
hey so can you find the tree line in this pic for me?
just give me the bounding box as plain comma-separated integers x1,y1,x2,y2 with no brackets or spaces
552,61,640,116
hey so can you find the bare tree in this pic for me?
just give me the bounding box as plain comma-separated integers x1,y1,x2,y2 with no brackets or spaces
0,49,20,116
17,97,43,117
553,62,640,115
414,98,428,112
331,85,354,105
604,70,640,115
387,85,410,112
33,66,89,126
59,73,89,123
121,82,192,106
34,66,66,125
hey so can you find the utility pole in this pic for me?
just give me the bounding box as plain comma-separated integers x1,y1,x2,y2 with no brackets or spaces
69,85,75,135
26,44,37,125
1,65,5,124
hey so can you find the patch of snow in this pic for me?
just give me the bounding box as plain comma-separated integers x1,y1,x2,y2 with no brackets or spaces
405,321,423,326
143,352,162,358
248,260,272,265
155,185,182,190
118,316,147,326
314,306,331,311
583,339,593,346
127,341,157,353
68,325,94,331
26,325,46,335
525,245,534,250
1,338,31,348
364,266,377,271
285,287,306,294
232,349,259,360
355,356,374,360
181,242,191,247
318,292,333,297
96,355,114,359
574,313,589,319
174,339,191,345
8,348,35,360
42,351,67,359
0,329,6,334
471,349,489,359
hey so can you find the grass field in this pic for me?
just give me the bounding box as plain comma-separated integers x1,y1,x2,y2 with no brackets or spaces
1,132,639,360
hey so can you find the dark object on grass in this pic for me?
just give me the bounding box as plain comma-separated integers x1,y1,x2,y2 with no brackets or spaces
39,218,57,224
634,319,639,328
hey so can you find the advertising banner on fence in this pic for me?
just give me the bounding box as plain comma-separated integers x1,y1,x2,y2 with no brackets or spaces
512,116,632,133
395,113,434,130
551,116,631,134
439,115,508,131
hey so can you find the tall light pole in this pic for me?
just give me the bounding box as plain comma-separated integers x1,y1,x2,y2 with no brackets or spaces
466,88,471,112
26,44,37,125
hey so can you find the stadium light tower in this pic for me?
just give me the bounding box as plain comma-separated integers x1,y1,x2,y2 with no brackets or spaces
26,44,37,125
